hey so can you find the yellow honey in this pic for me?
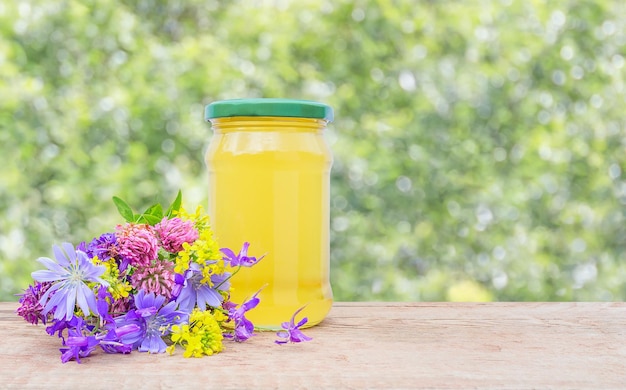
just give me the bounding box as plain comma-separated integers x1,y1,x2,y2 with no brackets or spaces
205,99,334,328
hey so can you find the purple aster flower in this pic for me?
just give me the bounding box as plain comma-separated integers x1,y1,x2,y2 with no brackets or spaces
225,289,261,342
32,243,108,321
116,223,159,267
275,306,313,345
220,242,265,267
154,217,199,253
115,290,188,353
76,241,88,252
16,281,52,325
175,262,226,312
86,232,117,261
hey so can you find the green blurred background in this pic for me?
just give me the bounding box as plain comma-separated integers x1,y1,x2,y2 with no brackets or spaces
2,0,626,302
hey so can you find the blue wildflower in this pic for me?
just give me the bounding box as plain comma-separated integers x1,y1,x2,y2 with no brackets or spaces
175,262,225,312
95,285,114,324
32,243,108,321
59,317,100,363
115,290,188,353
275,306,313,345
220,242,265,267
93,286,137,354
56,314,137,363
46,316,79,344
225,289,262,342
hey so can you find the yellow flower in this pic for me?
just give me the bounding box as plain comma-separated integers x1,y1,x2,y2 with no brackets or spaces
170,324,190,343
173,224,221,275
183,335,204,358
212,309,228,323
174,242,192,274
175,205,211,232
91,256,132,300
109,280,132,300
167,308,224,358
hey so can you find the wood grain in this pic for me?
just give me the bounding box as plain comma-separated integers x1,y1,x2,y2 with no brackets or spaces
1,302,625,389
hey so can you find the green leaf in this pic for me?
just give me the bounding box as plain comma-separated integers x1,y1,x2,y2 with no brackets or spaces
112,196,135,223
144,203,163,219
138,213,163,225
137,203,164,225
165,190,183,217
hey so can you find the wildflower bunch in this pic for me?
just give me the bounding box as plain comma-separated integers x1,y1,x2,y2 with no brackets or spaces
16,191,311,363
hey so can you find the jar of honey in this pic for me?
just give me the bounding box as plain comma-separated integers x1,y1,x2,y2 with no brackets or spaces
205,98,334,328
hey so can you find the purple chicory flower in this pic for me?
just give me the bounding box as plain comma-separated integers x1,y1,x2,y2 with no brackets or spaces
115,290,188,353
224,289,262,342
220,242,265,267
175,262,226,312
32,243,109,321
275,306,313,345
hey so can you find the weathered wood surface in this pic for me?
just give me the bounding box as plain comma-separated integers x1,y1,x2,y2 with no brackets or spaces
1,302,625,389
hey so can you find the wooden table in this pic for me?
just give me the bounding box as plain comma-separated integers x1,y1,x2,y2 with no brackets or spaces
1,302,625,389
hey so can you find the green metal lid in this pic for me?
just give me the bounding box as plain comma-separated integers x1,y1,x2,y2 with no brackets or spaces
205,98,333,122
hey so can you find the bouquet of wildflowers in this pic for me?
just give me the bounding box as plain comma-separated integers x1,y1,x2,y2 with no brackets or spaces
16,191,311,363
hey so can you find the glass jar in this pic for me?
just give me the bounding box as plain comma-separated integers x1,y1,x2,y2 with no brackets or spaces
204,98,334,328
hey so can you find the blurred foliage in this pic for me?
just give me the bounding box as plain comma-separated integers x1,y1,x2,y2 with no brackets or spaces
2,0,626,302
